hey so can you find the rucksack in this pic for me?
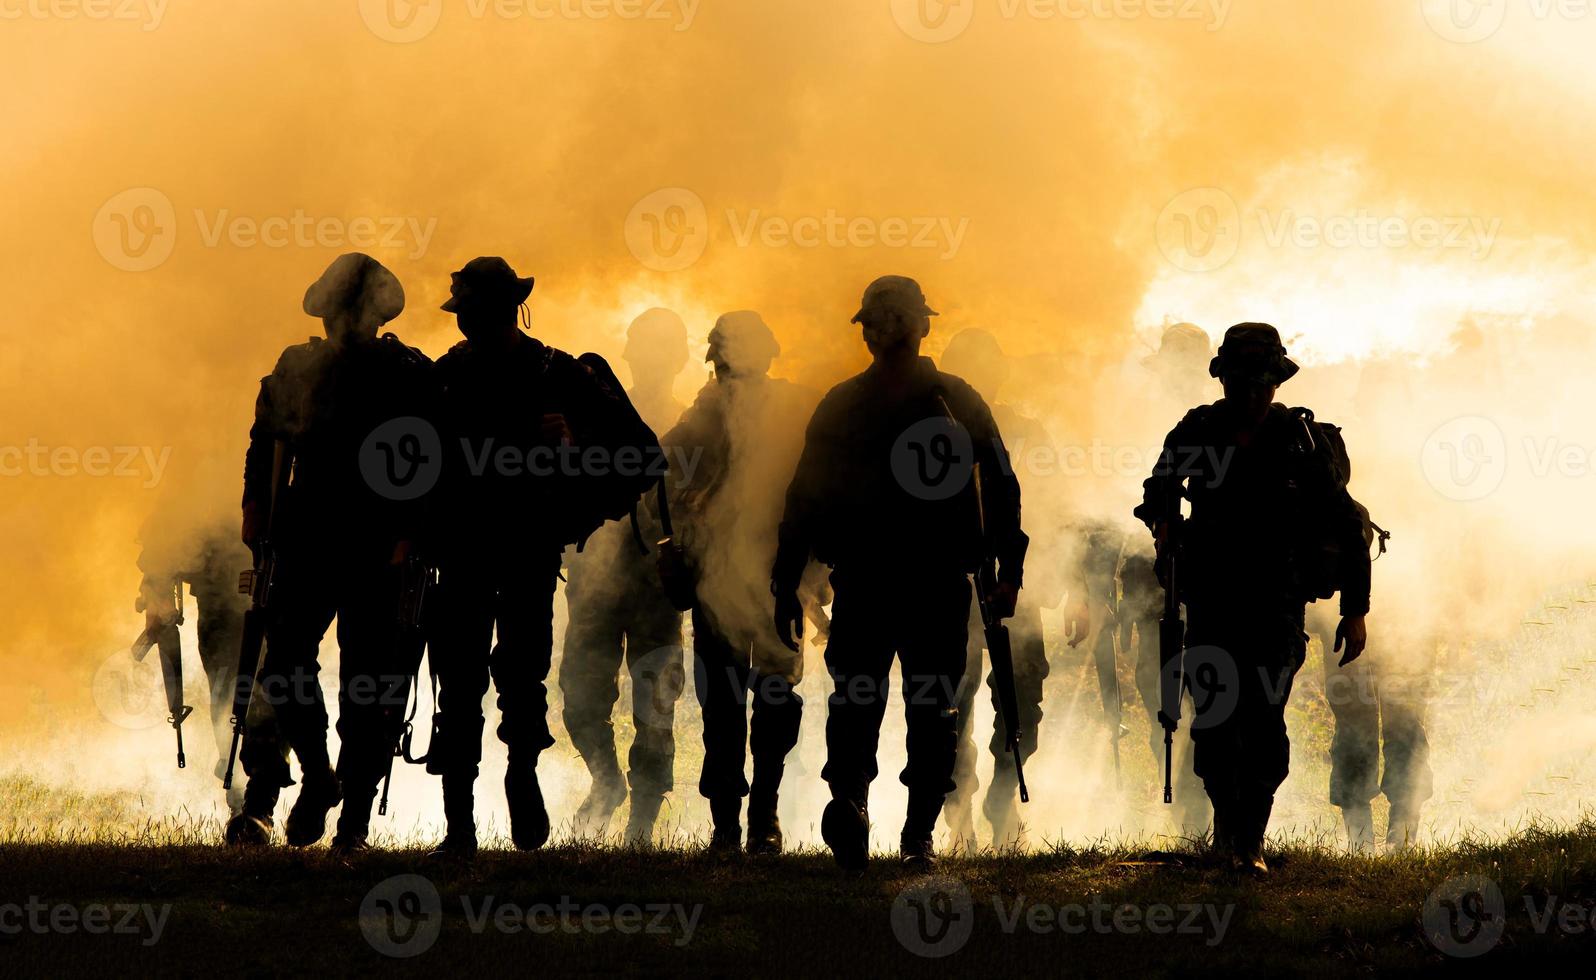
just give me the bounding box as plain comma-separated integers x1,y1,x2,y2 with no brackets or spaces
551,351,667,552
1286,407,1390,601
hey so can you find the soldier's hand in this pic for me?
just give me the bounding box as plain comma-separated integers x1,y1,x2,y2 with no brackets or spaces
774,590,804,652
241,500,262,547
144,609,166,635
540,413,574,446
1334,614,1367,666
1065,596,1091,647
986,581,1019,621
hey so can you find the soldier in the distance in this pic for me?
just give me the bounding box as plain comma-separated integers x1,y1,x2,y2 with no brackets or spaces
1135,324,1370,875
661,311,824,855
937,328,1085,848
560,309,691,844
774,277,1027,872
228,253,435,852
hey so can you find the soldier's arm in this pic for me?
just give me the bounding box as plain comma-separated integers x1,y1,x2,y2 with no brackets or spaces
771,400,832,597
964,390,1028,587
1133,414,1198,534
240,372,281,543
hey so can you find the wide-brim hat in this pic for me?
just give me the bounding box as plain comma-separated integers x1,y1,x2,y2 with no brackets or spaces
303,253,405,323
1209,322,1300,384
851,275,938,324
441,256,535,313
707,310,781,371
1142,322,1211,369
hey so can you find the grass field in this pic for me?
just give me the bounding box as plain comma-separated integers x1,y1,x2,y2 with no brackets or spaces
3,776,1596,977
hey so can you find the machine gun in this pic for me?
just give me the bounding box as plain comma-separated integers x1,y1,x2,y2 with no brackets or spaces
132,581,193,768
1156,460,1188,806
223,441,292,793
379,554,436,817
936,393,1029,805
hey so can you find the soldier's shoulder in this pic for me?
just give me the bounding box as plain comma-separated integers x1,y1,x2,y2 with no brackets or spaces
378,332,435,372
268,337,327,378
437,339,471,368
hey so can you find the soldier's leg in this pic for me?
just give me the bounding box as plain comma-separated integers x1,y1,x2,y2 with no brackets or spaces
899,575,973,856
1323,634,1380,852
746,641,803,853
622,593,686,821
818,574,895,869
1222,622,1306,869
490,555,563,850
427,569,496,853
558,582,630,831
984,600,1048,846
1377,666,1434,851
330,563,410,847
194,597,246,784
692,605,751,846
942,600,984,847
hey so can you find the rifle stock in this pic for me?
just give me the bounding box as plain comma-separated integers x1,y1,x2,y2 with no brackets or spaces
379,556,435,817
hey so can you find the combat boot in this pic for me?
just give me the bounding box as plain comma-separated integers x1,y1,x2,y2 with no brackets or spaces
899,832,935,872
330,782,377,856
745,791,783,856
901,789,944,872
505,761,550,851
573,768,628,838
429,773,478,861
708,796,742,854
1229,795,1272,877
624,794,665,846
284,768,342,848
821,797,869,873
942,794,977,853
226,778,280,847
1341,802,1375,854
1386,803,1420,853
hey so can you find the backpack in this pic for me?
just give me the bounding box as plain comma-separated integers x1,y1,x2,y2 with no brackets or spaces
551,352,667,551
1286,407,1389,601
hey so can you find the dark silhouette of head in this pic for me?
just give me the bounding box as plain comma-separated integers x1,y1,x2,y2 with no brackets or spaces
707,310,781,380
441,256,535,344
1210,323,1297,411
302,253,405,345
623,308,690,391
852,275,937,359
940,328,1010,402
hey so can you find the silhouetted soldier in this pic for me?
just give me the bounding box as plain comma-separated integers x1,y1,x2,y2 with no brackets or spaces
229,253,434,852
662,311,823,854
560,309,691,843
1135,324,1370,875
428,257,651,859
937,328,1084,848
136,498,285,814
774,277,1027,871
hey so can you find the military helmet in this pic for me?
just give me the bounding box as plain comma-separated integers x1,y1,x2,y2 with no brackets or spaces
623,308,690,370
303,253,405,324
1209,323,1300,384
707,310,781,375
940,328,1011,391
850,275,938,324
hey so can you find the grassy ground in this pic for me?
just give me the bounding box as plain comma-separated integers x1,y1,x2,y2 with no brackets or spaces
3,773,1596,978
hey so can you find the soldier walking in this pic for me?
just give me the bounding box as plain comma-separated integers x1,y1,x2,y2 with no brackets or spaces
1135,323,1370,875
662,311,823,854
228,253,435,852
560,309,691,843
773,277,1027,871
